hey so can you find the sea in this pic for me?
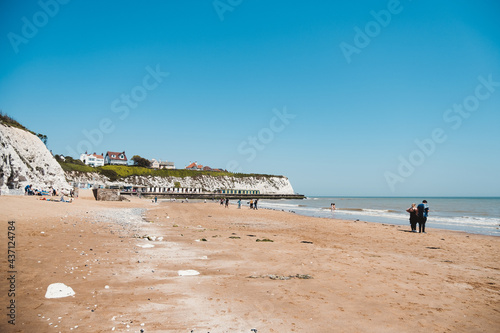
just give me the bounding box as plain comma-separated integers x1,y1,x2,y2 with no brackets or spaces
256,197,500,237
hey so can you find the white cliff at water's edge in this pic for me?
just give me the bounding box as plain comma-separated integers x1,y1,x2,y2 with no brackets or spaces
0,124,70,194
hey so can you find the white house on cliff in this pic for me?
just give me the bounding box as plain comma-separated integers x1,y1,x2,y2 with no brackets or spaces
151,159,175,169
80,152,105,167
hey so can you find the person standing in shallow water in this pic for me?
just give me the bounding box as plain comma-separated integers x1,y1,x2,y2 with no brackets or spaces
331,203,336,211
406,203,418,232
417,200,430,233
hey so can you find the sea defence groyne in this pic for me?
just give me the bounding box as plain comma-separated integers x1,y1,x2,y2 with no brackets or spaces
120,191,305,200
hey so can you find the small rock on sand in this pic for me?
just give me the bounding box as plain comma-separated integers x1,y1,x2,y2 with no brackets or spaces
45,283,75,298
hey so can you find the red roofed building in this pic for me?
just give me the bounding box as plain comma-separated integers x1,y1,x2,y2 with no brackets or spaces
185,162,197,170
105,151,128,165
185,162,221,171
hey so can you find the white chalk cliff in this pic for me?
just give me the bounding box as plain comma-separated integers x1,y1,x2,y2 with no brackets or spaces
67,172,296,194
0,124,70,194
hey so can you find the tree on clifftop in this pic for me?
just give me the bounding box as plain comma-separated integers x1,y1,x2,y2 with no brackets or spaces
131,155,152,168
37,133,48,146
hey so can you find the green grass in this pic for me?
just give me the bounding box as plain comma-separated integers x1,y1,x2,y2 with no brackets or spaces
1,111,46,141
0,111,33,133
59,162,283,180
59,162,96,173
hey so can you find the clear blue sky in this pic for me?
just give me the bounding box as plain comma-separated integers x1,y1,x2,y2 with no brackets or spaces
1,0,499,197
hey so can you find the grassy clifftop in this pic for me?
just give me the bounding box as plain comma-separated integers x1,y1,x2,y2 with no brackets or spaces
0,111,32,132
59,162,282,181
1,112,47,144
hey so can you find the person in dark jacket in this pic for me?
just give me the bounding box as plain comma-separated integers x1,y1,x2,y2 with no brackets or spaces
406,203,418,232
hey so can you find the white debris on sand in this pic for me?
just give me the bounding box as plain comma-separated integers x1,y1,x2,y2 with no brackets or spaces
45,283,76,298
178,270,200,276
137,244,155,248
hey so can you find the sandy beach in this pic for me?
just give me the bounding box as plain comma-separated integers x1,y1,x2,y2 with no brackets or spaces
1,192,499,332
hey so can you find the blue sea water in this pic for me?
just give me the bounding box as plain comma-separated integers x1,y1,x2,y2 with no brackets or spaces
257,197,500,237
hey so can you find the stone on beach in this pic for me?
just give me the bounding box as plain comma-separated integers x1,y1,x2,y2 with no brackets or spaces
45,283,76,299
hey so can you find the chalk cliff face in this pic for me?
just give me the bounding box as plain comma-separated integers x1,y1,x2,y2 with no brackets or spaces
0,124,70,194
0,123,295,195
66,172,295,194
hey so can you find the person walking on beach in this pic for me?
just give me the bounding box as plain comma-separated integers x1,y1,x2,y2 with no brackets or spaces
237,199,241,209
250,199,254,209
225,198,229,208
417,200,429,233
254,199,258,210
406,203,418,232
154,196,157,203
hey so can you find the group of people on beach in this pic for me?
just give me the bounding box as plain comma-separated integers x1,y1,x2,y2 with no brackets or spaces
406,200,430,233
329,201,429,233
24,184,76,199
24,184,52,196
249,199,258,209
220,198,230,208
220,198,258,209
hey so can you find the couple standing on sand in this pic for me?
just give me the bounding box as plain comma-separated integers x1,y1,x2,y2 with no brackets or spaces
250,199,258,210
407,200,429,233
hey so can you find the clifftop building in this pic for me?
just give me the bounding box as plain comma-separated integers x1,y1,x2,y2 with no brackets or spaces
185,162,223,172
151,159,175,169
105,151,127,165
80,152,104,167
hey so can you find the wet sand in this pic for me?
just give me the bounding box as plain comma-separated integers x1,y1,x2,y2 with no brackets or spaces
0,192,499,332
